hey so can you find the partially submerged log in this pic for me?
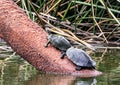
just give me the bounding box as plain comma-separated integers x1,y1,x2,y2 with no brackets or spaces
0,0,102,77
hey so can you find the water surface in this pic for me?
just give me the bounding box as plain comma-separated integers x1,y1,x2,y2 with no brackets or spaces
0,49,120,85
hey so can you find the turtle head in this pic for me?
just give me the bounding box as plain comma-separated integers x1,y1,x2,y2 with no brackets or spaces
45,26,52,35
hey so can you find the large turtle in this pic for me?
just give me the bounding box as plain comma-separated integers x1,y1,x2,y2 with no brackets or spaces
61,47,96,70
45,34,72,56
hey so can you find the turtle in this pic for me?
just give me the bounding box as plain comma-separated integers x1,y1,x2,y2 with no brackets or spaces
45,34,72,56
61,47,96,70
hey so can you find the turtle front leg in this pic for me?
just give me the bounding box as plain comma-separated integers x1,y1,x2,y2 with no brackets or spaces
75,66,82,71
61,51,66,59
45,40,50,47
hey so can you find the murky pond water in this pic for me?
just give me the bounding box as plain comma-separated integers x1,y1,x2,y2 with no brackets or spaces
0,49,120,85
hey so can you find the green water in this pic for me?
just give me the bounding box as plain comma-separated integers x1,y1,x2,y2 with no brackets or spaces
0,49,120,85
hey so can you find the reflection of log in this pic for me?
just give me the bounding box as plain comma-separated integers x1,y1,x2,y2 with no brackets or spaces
26,74,75,85
0,0,102,77
26,74,96,85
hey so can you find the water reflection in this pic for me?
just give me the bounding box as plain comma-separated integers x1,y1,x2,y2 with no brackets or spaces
96,49,120,72
75,77,97,85
0,49,120,85
25,73,97,85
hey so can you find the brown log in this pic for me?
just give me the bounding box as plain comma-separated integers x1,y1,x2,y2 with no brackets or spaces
0,0,102,77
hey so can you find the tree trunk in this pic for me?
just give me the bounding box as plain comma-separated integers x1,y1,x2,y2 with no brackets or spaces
0,0,102,77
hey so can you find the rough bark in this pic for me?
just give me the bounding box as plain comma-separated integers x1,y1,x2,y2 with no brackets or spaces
0,0,102,77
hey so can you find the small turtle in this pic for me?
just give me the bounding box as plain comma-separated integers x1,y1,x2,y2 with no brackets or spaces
45,34,72,56
61,47,96,70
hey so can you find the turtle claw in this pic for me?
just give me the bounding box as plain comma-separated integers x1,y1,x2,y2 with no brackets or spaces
75,66,82,71
44,41,50,47
44,44,48,47
61,52,66,59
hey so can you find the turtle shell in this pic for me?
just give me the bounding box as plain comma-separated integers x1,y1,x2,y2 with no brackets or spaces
66,47,96,68
48,34,71,51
